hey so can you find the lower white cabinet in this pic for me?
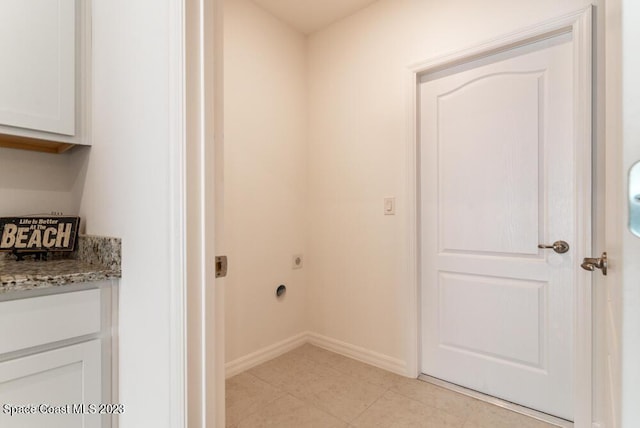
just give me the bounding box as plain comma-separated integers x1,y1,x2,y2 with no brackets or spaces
0,340,101,428
0,286,116,428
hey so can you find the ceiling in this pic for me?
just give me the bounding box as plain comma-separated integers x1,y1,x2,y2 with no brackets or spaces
250,0,379,34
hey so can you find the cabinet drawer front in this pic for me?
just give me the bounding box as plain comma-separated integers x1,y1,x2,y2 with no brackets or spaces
0,289,101,355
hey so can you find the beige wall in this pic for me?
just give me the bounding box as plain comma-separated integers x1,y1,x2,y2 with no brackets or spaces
306,0,598,373
224,0,309,363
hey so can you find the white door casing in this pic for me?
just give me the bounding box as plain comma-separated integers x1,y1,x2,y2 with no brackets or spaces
185,0,225,427
413,8,592,424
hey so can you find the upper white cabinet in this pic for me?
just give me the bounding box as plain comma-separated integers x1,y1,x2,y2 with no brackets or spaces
0,0,90,153
0,0,75,135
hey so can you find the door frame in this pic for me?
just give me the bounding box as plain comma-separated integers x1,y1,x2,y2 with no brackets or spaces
404,7,594,425
179,0,225,427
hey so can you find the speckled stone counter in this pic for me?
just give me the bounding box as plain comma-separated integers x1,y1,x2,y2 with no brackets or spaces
0,235,121,294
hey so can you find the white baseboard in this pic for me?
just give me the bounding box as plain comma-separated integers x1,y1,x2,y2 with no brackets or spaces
307,332,408,377
225,332,308,378
225,331,409,379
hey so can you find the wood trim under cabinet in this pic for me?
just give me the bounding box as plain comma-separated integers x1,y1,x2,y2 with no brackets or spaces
0,133,75,154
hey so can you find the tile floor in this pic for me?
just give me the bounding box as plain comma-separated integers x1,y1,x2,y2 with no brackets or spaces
226,344,563,428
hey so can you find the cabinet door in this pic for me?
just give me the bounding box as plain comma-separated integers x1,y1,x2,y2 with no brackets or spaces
0,0,75,135
0,340,101,428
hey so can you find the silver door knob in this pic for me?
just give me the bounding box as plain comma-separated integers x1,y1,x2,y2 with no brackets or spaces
538,240,570,254
581,252,607,276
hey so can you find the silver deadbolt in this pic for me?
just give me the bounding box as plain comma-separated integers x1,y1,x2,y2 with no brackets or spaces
581,252,607,276
538,240,570,254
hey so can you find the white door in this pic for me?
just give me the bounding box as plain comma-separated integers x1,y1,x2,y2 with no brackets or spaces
420,32,584,421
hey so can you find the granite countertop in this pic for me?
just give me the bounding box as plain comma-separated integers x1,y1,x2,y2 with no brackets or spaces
0,235,121,294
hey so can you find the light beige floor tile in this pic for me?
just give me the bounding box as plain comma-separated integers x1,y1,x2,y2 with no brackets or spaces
225,372,285,427
250,347,324,377
292,344,404,389
331,355,405,388
351,390,466,428
391,377,477,419
250,352,347,401
306,371,388,422
229,346,560,428
254,353,386,423
464,400,561,428
236,393,348,428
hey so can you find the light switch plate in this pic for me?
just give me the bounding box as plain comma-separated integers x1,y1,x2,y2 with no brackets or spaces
384,197,395,215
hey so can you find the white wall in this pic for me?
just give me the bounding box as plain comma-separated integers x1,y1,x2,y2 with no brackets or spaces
0,146,87,218
224,0,309,364
306,0,598,373
80,1,175,427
